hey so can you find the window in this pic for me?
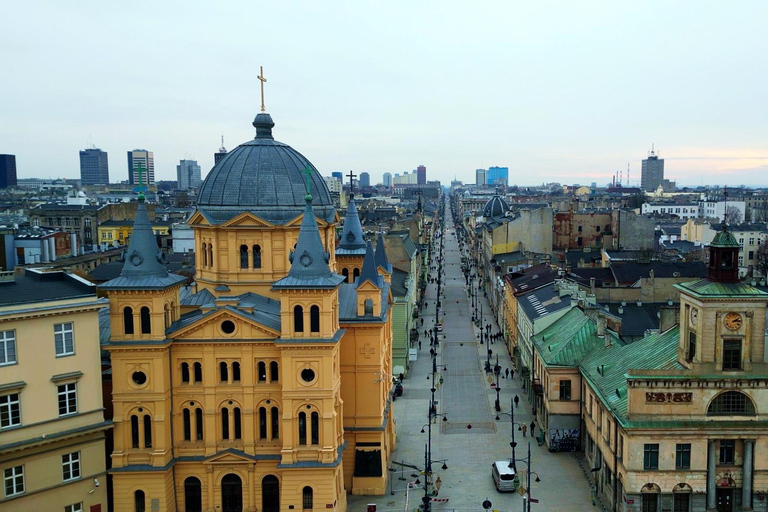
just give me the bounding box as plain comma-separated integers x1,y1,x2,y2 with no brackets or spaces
311,411,319,445
270,361,279,382
739,238,744,245
131,415,140,448
748,250,754,260
65,504,83,512
193,362,203,383
234,408,242,439
4,465,24,497
62,452,81,481
687,331,696,361
140,307,151,334
232,362,241,382
181,362,190,383
184,477,202,512
195,408,203,440
342,268,349,283
222,407,230,439
202,243,208,266
673,493,690,512
723,340,741,371
54,322,74,356
642,494,658,512
303,486,314,510
259,407,268,439
644,444,659,470
220,362,228,383
353,268,360,281
124,307,134,335
294,305,304,333
135,490,146,512
719,439,735,465
240,244,249,269
143,415,152,447
310,305,320,333
559,380,571,400
749,237,755,245
271,407,279,439
253,245,262,269
675,443,691,469
258,361,267,382
183,409,191,441
0,330,16,365
578,225,583,232
0,393,20,428
298,412,307,445
58,383,77,416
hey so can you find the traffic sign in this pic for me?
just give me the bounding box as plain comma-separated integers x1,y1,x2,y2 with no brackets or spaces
490,383,497,390
482,499,492,510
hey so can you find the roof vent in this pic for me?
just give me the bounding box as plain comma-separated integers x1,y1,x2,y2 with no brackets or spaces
618,306,623,315
636,300,642,307
621,300,626,307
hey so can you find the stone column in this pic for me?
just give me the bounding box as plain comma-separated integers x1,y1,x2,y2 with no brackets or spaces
743,439,754,511
707,439,717,511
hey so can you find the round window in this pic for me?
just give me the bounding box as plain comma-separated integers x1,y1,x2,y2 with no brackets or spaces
221,320,236,334
301,368,316,383
132,371,147,386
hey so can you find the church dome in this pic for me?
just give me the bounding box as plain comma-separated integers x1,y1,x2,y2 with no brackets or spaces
197,113,335,224
483,195,509,218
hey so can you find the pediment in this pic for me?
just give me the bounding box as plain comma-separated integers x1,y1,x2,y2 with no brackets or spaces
221,212,274,228
170,307,280,341
284,212,331,228
357,280,381,293
204,449,256,464
187,210,211,226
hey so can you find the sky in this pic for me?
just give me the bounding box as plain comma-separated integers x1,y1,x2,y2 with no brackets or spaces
2,1,768,188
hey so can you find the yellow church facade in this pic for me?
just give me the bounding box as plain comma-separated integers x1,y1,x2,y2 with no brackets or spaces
102,112,395,512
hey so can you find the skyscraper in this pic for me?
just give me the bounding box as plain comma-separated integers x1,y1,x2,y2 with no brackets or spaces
641,146,664,192
382,172,392,188
475,168,487,186
79,148,110,186
127,149,155,185
487,166,508,186
359,172,370,188
332,171,343,183
0,154,17,188
417,164,426,185
177,159,202,190
214,136,227,164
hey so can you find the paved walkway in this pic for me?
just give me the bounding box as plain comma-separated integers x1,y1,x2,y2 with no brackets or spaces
348,204,599,512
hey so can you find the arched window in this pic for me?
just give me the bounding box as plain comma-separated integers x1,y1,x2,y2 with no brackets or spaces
124,307,134,334
271,406,279,439
240,244,249,269
232,362,241,382
181,362,190,383
294,305,304,333
364,298,374,315
707,391,756,416
208,244,213,267
253,245,262,268
353,268,360,281
131,415,140,448
298,412,307,445
302,486,314,510
270,361,279,382
184,477,202,512
341,268,349,283
234,407,242,439
311,411,319,445
143,414,152,448
259,407,267,439
202,243,208,266
164,303,170,329
135,490,146,512
195,408,203,440
183,409,191,441
170,301,177,321
310,305,320,333
220,362,228,383
193,362,202,383
258,361,267,382
222,407,230,439
140,306,151,334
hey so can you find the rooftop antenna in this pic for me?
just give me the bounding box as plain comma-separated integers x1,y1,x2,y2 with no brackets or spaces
627,163,630,187
723,188,728,226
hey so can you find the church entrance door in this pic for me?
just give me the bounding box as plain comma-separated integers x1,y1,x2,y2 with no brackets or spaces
262,475,280,512
221,474,243,512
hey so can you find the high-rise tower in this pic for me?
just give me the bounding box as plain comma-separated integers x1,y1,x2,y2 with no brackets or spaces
641,146,664,192
79,148,110,186
127,149,155,185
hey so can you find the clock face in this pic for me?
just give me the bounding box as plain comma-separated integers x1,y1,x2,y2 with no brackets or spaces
723,312,742,331
690,308,698,326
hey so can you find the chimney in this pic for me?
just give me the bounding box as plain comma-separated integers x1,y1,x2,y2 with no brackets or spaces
659,304,679,332
618,306,624,315
590,277,596,295
597,314,606,339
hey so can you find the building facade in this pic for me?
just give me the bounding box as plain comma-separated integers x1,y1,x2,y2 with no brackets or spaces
487,166,508,187
0,154,17,188
0,269,109,511
382,173,392,188
416,165,426,185
641,149,664,192
127,149,155,185
475,168,487,186
79,148,110,186
177,159,202,190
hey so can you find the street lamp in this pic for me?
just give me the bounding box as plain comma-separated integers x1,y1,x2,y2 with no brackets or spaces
494,398,525,471
494,354,502,412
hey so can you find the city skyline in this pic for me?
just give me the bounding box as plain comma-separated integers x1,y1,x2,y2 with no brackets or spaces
1,2,767,187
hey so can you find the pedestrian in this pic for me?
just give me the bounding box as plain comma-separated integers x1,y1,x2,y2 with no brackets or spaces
514,395,519,408
530,421,536,437
430,348,435,357
421,318,424,326
418,340,422,350
521,424,527,437
505,368,510,379
510,369,514,380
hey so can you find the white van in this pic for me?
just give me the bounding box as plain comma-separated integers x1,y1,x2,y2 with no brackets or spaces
491,461,517,492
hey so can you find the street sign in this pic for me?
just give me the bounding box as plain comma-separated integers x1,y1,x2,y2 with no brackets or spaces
517,486,527,496
529,498,539,503
482,499,492,510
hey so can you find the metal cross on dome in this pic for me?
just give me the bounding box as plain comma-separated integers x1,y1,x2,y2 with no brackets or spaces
258,66,267,112
347,170,357,196
134,164,147,200
302,165,313,200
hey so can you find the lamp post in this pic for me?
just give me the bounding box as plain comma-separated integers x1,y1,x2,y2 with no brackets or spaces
494,354,501,412
495,398,525,471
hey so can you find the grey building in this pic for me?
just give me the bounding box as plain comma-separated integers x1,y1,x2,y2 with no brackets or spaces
127,149,155,185
383,172,392,188
214,136,227,165
475,168,487,186
176,159,202,190
359,171,370,188
79,148,109,186
641,148,664,192
0,154,17,188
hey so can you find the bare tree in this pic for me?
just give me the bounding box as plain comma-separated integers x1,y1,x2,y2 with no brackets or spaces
725,206,741,225
756,238,768,278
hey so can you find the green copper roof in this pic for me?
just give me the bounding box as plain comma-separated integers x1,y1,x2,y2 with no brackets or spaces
580,326,683,423
710,229,740,248
533,309,624,367
674,279,768,299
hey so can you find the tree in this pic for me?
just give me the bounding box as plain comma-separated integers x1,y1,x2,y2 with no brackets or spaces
725,206,741,225
756,238,768,278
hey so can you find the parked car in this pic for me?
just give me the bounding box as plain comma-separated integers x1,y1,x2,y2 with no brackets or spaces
491,461,518,492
